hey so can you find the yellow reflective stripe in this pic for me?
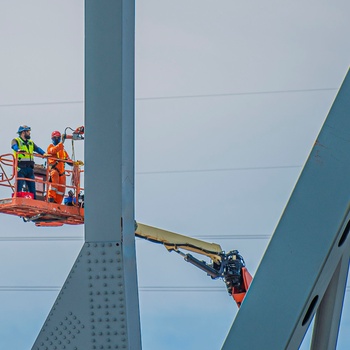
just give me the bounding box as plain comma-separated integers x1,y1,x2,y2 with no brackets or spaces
14,137,34,161
50,188,64,195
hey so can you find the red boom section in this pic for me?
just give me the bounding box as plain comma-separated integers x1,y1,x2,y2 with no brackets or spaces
232,267,253,307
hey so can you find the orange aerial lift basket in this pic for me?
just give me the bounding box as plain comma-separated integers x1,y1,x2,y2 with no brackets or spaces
0,153,84,227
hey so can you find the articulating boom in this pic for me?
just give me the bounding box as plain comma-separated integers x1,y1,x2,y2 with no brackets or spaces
135,223,252,307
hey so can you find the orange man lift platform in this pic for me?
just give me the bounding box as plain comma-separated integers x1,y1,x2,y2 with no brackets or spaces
0,133,84,227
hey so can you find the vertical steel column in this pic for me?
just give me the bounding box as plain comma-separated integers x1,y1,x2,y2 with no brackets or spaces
32,1,141,349
222,68,350,350
85,0,140,348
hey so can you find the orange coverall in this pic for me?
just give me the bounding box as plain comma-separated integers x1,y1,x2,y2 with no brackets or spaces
47,142,72,204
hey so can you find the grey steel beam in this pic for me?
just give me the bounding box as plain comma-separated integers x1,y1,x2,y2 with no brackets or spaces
311,255,349,350
222,68,350,350
32,1,141,349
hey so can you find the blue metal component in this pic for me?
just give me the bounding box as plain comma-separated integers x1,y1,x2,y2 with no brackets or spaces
32,1,141,349
223,69,350,349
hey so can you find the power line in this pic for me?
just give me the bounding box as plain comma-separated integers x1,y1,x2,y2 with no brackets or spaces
136,164,302,175
0,286,226,292
0,101,83,108
0,234,271,242
0,285,349,293
0,236,83,242
0,286,60,292
136,87,338,101
190,235,271,240
140,286,226,292
0,87,338,108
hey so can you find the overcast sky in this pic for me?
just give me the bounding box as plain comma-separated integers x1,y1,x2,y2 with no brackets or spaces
0,1,350,349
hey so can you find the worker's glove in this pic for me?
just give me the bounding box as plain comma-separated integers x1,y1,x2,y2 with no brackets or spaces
42,153,51,158
62,133,66,144
74,160,84,166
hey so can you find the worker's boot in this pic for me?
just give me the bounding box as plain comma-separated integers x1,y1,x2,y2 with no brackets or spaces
48,198,55,203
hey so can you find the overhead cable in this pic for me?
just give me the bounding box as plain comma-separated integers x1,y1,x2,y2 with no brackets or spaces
0,236,83,241
0,101,83,108
136,87,338,101
0,285,349,293
0,234,271,242
0,87,338,108
136,164,302,175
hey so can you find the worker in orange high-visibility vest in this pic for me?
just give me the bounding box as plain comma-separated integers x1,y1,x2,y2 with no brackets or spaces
47,131,73,204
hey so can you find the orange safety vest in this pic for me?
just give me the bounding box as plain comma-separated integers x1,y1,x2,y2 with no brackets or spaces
47,143,71,174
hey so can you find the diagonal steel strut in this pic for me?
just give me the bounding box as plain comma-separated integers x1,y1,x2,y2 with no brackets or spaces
223,68,350,350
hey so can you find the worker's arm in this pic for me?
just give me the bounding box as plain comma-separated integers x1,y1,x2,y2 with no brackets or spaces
11,140,19,152
47,142,64,155
66,156,74,167
63,150,74,166
33,143,46,156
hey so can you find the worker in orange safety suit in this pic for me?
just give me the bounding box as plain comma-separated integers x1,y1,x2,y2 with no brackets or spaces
47,131,73,204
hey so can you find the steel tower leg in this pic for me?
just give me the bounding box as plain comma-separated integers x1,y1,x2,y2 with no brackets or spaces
32,1,141,349
222,68,350,350
310,255,349,350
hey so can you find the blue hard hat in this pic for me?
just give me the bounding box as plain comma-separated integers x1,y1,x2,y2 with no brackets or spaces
17,125,31,134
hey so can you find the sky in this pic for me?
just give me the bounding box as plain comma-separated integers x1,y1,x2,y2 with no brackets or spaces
0,1,350,349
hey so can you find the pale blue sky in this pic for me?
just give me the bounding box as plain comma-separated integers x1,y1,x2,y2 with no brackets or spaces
0,1,350,349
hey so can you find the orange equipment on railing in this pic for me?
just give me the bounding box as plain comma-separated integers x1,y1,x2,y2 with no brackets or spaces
0,152,84,227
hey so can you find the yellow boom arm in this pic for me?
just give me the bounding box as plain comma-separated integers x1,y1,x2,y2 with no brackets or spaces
135,222,252,308
135,222,223,264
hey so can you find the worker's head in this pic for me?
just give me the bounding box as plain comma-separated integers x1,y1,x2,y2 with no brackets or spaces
17,125,31,140
51,130,61,145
